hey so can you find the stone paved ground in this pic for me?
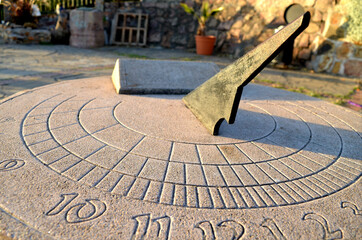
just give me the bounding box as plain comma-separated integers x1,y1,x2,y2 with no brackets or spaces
0,43,360,112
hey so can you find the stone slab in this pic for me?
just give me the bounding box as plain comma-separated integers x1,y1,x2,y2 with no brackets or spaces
111,59,220,94
0,76,361,239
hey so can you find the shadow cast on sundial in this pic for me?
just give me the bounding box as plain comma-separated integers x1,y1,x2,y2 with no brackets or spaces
117,94,361,161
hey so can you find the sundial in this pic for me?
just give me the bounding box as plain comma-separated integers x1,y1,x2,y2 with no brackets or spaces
0,13,361,240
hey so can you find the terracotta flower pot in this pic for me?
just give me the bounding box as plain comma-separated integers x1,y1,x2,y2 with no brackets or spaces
195,35,216,55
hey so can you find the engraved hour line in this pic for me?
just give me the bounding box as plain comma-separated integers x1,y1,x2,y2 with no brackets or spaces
195,145,209,186
263,185,289,206
322,170,349,186
77,98,119,135
61,159,83,174
313,174,340,190
238,144,284,185
232,187,248,208
248,187,267,206
45,153,71,165
92,170,111,188
24,121,48,127
183,185,187,207
289,180,314,199
215,188,227,208
338,160,362,172
236,188,256,208
121,158,148,196
315,173,342,190
257,186,278,206
342,159,362,171
308,176,333,193
272,183,299,203
170,184,176,205
109,174,124,193
280,182,306,201
216,166,228,186
287,181,312,201
206,187,215,208
76,165,97,182
302,178,329,195
235,144,257,163
124,177,137,197
195,186,200,208
139,180,151,200
216,145,245,186
301,101,362,139
20,94,67,155
225,187,239,208
27,138,54,147
84,145,107,159
162,142,174,182
233,148,262,184
295,179,323,197
270,184,296,204
112,135,146,170
292,103,344,158
287,155,317,174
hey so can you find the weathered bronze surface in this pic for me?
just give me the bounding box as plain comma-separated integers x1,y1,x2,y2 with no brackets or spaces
183,12,310,135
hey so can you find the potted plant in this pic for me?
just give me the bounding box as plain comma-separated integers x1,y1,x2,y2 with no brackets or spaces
180,1,223,55
3,0,46,26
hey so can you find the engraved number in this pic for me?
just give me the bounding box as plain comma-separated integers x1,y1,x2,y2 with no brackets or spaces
0,159,25,171
46,193,106,223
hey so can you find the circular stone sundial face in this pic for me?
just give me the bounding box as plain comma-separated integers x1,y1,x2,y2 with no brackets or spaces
0,77,361,239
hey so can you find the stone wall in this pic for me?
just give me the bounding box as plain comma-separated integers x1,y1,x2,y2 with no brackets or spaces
0,24,51,44
104,0,338,59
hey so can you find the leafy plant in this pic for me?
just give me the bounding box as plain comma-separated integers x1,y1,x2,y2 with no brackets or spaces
344,0,362,44
3,0,47,25
180,1,223,36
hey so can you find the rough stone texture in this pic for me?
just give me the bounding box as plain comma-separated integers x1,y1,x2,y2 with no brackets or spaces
0,24,51,44
103,0,339,64
336,42,353,59
0,76,361,239
69,9,104,48
344,60,362,78
111,59,220,94
309,37,362,78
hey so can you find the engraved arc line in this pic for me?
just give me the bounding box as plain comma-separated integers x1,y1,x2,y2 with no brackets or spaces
111,100,278,145
20,95,361,209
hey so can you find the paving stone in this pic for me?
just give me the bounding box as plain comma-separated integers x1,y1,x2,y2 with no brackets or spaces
0,76,360,239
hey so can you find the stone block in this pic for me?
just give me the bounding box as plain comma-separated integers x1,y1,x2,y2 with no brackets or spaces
344,60,362,78
298,33,310,48
315,54,333,72
312,9,323,22
355,46,362,58
148,32,161,42
111,59,220,94
298,48,312,60
336,42,353,59
317,39,335,55
69,9,104,48
331,61,342,74
305,22,320,34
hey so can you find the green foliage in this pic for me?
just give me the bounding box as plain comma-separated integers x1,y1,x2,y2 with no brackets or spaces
344,0,362,44
180,1,223,36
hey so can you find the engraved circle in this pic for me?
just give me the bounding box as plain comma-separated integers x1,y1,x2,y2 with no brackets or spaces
21,94,361,209
113,96,277,144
